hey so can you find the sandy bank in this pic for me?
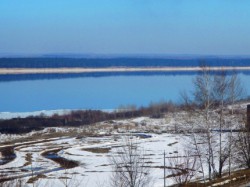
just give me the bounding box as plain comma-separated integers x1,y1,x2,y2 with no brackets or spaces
1,66,250,74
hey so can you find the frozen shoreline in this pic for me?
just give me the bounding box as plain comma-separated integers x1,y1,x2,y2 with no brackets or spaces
1,66,250,74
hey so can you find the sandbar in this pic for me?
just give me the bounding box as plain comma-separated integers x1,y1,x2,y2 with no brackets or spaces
0,66,250,74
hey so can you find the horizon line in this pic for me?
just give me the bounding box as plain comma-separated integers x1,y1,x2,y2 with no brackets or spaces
1,53,250,59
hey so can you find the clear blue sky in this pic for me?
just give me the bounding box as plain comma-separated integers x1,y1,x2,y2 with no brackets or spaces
1,0,250,56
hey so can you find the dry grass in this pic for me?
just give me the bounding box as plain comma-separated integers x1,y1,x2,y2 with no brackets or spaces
181,169,250,187
167,141,178,146
41,149,79,169
26,174,47,184
23,153,32,167
82,147,111,154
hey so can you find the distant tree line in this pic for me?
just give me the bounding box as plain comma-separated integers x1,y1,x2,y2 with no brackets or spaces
0,101,176,134
0,57,250,68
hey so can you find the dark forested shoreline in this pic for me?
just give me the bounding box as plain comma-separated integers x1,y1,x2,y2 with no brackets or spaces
0,102,176,134
1,57,250,68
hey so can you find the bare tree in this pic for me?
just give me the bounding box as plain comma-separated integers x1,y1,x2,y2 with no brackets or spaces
193,65,215,180
236,127,250,169
228,71,245,114
193,66,214,114
188,131,206,184
109,138,152,187
0,176,24,187
212,70,229,178
167,150,200,186
189,67,231,179
180,66,246,183
212,71,245,178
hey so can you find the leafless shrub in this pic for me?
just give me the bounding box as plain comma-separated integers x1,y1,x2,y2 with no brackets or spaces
0,178,24,187
109,137,153,187
179,66,247,181
167,150,200,186
235,128,250,169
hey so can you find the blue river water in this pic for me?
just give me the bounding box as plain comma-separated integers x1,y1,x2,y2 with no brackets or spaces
0,72,249,112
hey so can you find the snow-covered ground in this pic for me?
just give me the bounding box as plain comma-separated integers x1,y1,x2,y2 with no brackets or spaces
0,133,184,187
0,103,249,187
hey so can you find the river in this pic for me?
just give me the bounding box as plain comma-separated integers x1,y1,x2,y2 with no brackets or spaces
0,71,249,112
